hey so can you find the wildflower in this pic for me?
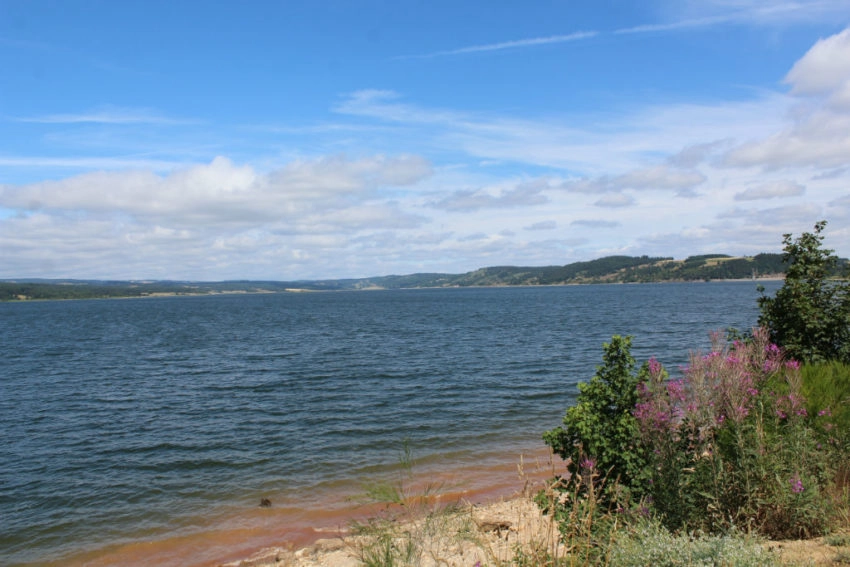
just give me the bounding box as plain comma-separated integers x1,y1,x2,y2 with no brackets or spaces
818,407,832,417
580,457,596,471
648,357,662,376
789,475,804,494
785,360,801,370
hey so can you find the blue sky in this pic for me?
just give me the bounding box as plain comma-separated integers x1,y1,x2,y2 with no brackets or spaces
2,1,850,280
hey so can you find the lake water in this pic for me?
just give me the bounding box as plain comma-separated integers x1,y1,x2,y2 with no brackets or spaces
0,282,780,565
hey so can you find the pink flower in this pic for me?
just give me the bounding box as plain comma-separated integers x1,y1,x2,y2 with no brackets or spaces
648,357,662,376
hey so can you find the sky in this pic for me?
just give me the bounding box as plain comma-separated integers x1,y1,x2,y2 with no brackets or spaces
2,1,850,281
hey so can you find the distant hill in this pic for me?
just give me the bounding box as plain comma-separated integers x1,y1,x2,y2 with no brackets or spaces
0,252,833,301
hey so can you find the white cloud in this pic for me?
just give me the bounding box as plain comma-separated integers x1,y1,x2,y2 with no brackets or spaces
525,220,557,231
786,29,850,95
561,166,705,196
571,219,621,228
0,155,435,279
734,180,805,200
429,179,550,212
594,193,636,208
0,155,432,225
720,27,850,170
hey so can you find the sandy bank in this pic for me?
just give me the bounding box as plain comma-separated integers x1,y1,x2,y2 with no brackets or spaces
221,493,556,567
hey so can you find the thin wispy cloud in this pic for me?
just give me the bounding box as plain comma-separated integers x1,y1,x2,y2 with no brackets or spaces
615,15,732,34
14,107,197,125
619,1,850,34
0,155,185,171
397,31,597,60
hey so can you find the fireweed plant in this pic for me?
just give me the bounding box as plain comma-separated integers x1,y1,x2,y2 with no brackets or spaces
545,328,847,541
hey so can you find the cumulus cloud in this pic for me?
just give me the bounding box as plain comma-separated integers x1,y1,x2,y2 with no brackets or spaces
0,154,434,279
722,27,850,169
0,155,432,226
734,180,805,200
785,28,850,99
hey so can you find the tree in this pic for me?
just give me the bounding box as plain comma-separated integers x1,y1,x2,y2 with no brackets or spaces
543,336,651,498
758,220,850,363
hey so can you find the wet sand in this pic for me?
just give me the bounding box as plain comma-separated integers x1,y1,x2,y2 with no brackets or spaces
44,446,558,567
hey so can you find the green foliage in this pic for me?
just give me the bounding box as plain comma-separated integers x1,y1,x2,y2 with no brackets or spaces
758,220,850,363
543,336,650,499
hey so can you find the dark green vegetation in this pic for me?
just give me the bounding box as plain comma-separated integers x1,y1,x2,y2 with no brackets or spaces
541,222,850,563
758,220,850,363
542,336,652,500
1,252,796,301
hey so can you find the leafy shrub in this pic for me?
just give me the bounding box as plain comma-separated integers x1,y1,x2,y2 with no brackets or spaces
758,220,850,364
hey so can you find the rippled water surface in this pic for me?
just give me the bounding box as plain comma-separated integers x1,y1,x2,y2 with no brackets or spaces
0,282,779,564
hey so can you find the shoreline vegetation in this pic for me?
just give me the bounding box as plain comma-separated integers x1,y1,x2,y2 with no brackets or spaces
0,252,817,301
52,449,847,567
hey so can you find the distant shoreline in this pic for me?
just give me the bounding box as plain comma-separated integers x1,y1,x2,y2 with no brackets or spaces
2,252,809,301
0,275,787,303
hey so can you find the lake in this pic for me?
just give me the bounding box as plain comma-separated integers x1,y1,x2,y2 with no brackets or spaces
0,282,780,565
